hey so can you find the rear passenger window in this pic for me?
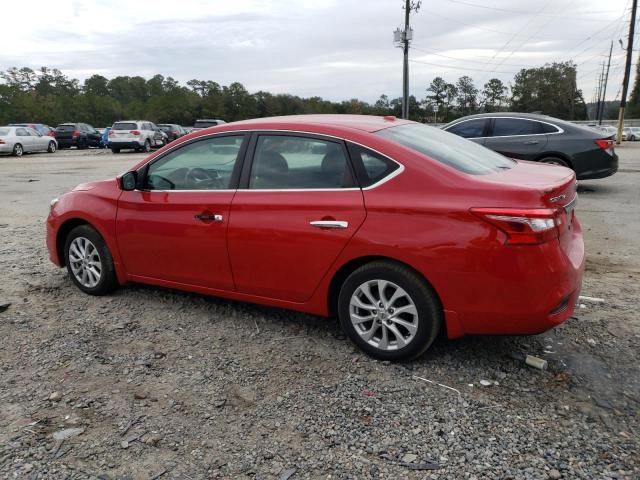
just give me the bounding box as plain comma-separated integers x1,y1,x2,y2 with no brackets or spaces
249,135,355,189
539,122,561,134
446,119,486,138
492,118,542,136
347,144,399,188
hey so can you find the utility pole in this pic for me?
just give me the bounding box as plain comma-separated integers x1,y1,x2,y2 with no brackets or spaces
616,0,637,144
599,41,614,125
595,64,604,121
394,1,421,119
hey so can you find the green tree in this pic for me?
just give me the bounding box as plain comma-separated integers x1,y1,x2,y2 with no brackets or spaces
482,78,508,112
456,76,478,116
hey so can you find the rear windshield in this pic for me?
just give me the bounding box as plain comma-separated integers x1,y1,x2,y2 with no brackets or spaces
377,123,515,175
158,125,172,131
194,120,218,128
56,124,76,131
0,128,10,136
112,122,138,130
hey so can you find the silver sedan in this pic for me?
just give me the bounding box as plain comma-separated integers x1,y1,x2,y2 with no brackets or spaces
0,126,58,156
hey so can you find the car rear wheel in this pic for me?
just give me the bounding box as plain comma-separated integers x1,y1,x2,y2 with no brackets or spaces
338,261,442,361
540,157,570,168
111,148,120,154
47,141,56,153
143,139,151,153
64,225,118,295
13,143,23,157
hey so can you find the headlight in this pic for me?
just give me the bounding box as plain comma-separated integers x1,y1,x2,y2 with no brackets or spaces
50,197,59,211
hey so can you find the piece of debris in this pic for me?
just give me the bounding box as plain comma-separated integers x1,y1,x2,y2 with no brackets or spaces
402,453,418,463
228,384,257,407
120,416,143,437
413,376,462,400
578,295,605,304
400,461,440,471
52,427,84,441
0,303,10,313
525,355,548,370
150,468,168,480
120,440,129,449
49,391,63,402
479,380,492,387
134,391,148,400
279,468,296,480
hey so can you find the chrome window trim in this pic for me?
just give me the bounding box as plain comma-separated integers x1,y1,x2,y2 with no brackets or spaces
444,116,564,140
124,128,405,193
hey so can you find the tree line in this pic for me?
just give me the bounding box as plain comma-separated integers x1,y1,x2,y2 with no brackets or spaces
0,61,589,128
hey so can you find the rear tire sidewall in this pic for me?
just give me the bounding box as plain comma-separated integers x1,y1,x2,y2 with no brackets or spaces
48,141,56,153
64,225,117,295
13,144,23,157
338,262,442,361
144,139,151,152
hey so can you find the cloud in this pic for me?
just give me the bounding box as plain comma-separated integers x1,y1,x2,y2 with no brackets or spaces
0,0,633,102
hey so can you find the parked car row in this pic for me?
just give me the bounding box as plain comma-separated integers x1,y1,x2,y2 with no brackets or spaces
0,126,58,156
442,113,618,180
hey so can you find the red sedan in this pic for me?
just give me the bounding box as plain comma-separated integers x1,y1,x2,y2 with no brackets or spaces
46,115,584,360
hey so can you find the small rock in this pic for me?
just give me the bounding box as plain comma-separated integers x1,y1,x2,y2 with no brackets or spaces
402,453,418,463
144,434,162,446
134,392,148,400
49,391,63,402
228,385,257,407
52,428,85,441
120,440,129,449
548,469,562,479
480,380,492,387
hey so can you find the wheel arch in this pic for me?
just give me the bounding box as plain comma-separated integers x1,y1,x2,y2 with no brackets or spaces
327,255,444,320
56,218,92,267
534,151,573,169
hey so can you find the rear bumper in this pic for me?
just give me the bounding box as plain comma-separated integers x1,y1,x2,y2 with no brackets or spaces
439,220,586,338
56,138,77,147
108,140,143,149
0,144,13,154
575,152,618,180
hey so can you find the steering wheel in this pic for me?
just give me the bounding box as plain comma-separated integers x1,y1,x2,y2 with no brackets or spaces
186,168,224,188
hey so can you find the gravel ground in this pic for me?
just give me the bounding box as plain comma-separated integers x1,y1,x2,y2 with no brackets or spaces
0,146,638,479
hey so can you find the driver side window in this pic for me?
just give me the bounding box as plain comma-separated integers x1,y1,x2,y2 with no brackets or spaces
144,135,245,190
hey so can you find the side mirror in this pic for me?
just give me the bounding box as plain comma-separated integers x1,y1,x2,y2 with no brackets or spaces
120,171,138,191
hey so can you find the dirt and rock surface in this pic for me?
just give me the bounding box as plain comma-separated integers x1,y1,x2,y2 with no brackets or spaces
0,145,638,479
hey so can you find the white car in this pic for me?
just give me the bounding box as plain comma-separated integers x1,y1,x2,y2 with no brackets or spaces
623,127,640,141
108,120,165,153
0,126,58,156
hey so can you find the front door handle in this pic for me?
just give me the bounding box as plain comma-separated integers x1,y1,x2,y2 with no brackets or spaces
310,220,349,229
194,214,223,222
523,140,539,145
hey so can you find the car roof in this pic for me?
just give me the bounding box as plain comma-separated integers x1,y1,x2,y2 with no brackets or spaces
229,114,412,133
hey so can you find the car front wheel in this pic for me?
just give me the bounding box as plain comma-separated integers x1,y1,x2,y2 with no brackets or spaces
338,261,442,361
64,225,118,295
47,141,56,153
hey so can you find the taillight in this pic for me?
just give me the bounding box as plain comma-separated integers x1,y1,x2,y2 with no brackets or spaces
108,130,114,136
594,138,614,151
72,130,80,138
130,130,141,136
471,208,561,245
0,139,5,144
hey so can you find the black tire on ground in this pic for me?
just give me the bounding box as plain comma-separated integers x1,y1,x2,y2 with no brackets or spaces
77,139,87,150
47,141,57,153
64,225,118,296
539,156,570,168
13,143,23,157
143,139,151,153
58,144,65,149
338,261,443,361
111,148,120,154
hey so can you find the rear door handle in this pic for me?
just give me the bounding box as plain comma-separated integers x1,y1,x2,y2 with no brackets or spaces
194,214,223,222
310,220,348,229
523,140,539,145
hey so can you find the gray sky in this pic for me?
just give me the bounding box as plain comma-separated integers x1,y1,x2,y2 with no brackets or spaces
1,0,635,103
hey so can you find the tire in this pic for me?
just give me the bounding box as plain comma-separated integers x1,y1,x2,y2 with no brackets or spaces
47,141,56,153
77,139,87,150
64,225,118,295
338,261,442,361
13,143,23,157
143,139,151,153
111,148,120,154
540,156,570,168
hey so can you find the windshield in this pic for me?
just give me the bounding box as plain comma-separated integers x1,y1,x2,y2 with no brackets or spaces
377,123,515,175
56,124,76,131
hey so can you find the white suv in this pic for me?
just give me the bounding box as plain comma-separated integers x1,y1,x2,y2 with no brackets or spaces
108,120,165,153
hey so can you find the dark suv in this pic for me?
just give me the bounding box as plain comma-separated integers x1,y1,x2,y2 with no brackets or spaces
55,123,102,149
443,113,618,180
157,124,186,142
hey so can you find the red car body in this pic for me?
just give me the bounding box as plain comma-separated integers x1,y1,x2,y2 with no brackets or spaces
46,115,584,340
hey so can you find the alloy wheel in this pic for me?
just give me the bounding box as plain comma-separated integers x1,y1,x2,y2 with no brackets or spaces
349,279,419,351
68,237,102,288
14,144,23,156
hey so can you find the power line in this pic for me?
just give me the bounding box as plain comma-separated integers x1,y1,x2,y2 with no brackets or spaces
442,0,624,20
408,58,518,74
